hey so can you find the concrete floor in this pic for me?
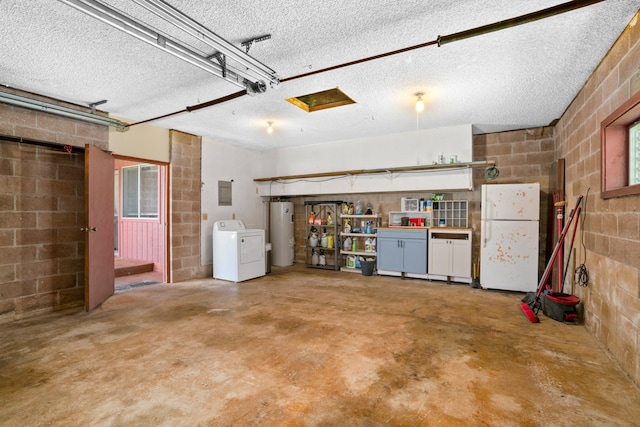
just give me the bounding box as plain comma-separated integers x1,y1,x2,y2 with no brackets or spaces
1,265,639,426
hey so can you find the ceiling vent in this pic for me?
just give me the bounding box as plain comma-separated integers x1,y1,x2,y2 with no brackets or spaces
286,87,356,112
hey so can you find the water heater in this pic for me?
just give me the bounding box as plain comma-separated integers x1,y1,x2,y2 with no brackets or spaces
270,201,294,266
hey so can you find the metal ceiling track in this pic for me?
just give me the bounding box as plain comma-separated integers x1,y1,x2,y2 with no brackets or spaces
59,0,279,91
126,0,604,128
0,91,127,130
253,160,496,183
132,0,279,87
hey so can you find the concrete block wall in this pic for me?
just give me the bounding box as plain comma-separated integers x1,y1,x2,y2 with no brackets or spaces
0,89,108,321
169,130,209,282
471,127,555,277
556,11,640,385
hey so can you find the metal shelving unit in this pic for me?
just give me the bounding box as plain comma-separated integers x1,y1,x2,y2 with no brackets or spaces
304,201,342,270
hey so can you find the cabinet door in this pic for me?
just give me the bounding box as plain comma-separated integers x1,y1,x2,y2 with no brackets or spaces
402,239,427,274
428,239,450,275
377,238,403,271
450,239,471,278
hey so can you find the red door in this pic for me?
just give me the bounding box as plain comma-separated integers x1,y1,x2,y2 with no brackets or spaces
84,144,115,311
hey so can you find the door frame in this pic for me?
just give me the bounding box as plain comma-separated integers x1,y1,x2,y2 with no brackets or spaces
113,154,171,284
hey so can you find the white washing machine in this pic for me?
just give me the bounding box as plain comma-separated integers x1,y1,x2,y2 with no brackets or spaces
212,220,265,282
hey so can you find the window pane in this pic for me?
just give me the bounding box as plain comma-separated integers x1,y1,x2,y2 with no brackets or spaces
630,121,640,185
122,166,139,218
139,165,158,218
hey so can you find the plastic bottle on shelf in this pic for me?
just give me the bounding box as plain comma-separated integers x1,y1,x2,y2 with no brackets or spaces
365,237,372,252
343,236,352,251
352,237,357,252
344,219,351,233
311,249,319,265
371,237,376,252
355,200,363,215
309,230,318,247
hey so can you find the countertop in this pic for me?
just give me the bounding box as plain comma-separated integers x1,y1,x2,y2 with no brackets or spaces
377,226,472,231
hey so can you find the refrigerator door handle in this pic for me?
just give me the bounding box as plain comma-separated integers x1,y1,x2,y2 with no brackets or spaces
482,220,488,248
481,184,487,220
481,184,487,247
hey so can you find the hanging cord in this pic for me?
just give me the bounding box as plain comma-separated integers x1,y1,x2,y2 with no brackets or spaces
575,187,590,287
485,166,500,180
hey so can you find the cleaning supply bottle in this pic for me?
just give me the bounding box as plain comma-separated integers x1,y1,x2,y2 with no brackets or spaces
365,237,372,252
355,200,363,215
352,237,357,252
309,230,318,247
321,229,328,247
343,236,352,251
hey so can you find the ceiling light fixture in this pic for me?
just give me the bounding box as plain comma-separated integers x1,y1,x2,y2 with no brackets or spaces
415,93,425,112
267,121,274,134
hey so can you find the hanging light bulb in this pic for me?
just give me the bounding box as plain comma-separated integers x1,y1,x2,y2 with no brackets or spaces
267,121,273,134
415,93,424,112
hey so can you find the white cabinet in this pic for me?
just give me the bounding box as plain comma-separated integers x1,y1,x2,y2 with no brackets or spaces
428,229,472,283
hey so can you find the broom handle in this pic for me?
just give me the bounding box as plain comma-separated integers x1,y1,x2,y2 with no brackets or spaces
536,195,583,298
560,207,581,293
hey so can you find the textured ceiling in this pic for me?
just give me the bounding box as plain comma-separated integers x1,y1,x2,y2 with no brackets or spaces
1,1,638,151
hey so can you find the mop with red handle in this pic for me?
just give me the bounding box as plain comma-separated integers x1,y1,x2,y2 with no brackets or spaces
520,195,583,323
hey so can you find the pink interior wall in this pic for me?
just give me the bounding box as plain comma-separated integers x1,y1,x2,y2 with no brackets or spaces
115,158,165,272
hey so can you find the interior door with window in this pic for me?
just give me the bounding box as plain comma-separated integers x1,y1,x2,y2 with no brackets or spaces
85,144,115,311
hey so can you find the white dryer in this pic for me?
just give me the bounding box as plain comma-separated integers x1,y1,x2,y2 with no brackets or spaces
212,220,265,282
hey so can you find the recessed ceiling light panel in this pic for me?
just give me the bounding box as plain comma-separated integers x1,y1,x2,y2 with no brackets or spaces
286,87,356,112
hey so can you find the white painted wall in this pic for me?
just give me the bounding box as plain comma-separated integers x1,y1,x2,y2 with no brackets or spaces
257,124,473,196
201,137,265,265
108,116,170,163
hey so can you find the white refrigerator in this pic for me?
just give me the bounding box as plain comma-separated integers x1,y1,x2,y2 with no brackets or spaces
480,183,540,292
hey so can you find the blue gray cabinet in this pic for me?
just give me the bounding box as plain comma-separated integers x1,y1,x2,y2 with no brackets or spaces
377,229,428,274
